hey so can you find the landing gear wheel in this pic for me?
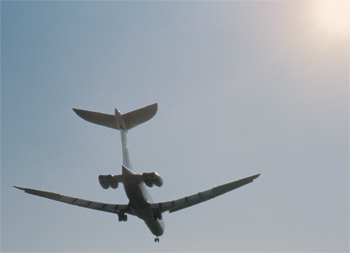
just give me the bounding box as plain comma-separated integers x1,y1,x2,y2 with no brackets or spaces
118,213,127,222
154,237,160,243
153,211,162,220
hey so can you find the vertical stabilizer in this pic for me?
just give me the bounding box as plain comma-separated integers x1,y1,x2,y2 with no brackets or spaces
114,108,128,132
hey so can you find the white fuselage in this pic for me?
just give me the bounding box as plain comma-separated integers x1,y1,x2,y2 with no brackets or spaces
120,130,165,237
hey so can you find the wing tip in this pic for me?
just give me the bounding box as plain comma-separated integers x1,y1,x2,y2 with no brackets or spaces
72,108,84,117
249,173,261,182
13,185,25,191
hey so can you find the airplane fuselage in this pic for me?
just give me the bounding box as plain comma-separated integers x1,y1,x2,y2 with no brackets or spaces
120,130,165,237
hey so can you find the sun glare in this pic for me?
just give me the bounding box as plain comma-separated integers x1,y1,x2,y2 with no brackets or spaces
314,0,350,37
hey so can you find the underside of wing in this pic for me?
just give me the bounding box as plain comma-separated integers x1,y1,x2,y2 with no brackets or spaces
150,173,260,213
14,186,132,215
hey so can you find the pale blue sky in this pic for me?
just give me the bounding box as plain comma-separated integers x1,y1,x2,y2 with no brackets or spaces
1,1,349,252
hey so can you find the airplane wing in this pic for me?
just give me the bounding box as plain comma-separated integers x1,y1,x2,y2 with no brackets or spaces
150,173,260,213
13,186,133,215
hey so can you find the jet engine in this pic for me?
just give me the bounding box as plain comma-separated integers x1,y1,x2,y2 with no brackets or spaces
142,172,163,187
98,174,119,189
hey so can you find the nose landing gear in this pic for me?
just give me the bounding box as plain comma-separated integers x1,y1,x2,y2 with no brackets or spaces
154,237,160,243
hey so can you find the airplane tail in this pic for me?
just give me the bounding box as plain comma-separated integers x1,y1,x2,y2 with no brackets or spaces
73,103,158,132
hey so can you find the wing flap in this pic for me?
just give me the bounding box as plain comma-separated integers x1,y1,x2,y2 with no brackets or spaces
14,186,132,215
150,173,260,213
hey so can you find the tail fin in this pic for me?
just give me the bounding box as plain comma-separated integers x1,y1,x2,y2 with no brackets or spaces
73,103,158,131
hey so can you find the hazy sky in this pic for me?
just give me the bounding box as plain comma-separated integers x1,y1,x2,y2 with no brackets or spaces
2,1,349,252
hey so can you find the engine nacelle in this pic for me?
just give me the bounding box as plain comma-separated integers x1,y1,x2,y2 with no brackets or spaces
98,174,119,189
142,172,164,187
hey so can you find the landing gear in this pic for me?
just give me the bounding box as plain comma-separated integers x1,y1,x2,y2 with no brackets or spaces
118,212,127,222
154,237,160,243
153,210,162,220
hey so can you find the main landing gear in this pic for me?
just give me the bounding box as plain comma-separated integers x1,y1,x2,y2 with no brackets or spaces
154,237,160,243
118,212,127,222
153,211,162,220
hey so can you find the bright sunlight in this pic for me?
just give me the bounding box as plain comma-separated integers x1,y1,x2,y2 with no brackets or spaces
313,0,349,37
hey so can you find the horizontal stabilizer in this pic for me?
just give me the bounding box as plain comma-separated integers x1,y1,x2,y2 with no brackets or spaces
73,103,158,131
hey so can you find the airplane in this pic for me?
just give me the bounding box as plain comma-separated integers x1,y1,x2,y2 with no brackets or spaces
14,103,260,243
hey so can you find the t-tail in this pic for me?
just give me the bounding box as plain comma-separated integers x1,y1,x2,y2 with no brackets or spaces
72,103,157,132
73,103,158,170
